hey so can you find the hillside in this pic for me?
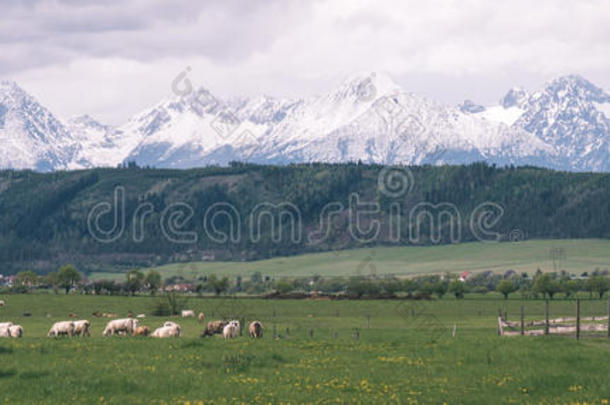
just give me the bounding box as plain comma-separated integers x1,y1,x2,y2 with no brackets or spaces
0,162,608,274
90,239,610,281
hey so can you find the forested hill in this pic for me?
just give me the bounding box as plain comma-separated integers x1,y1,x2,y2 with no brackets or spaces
0,162,608,274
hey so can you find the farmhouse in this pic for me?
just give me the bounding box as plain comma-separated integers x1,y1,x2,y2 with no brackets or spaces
164,283,196,293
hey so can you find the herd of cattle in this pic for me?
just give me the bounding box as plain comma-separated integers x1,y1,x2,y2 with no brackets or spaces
0,310,264,340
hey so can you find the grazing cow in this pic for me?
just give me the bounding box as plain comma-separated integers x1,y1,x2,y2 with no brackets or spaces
249,321,264,338
134,326,150,336
68,313,77,318
198,312,205,323
0,323,22,338
222,320,240,339
136,314,146,318
73,320,91,337
8,325,23,338
201,320,228,337
151,323,181,338
0,300,4,307
163,321,180,328
181,310,195,318
48,321,75,337
103,318,139,336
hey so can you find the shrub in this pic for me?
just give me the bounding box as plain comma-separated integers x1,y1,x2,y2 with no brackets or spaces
151,292,188,316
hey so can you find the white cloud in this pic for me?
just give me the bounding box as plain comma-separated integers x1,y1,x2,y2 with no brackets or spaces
2,0,610,124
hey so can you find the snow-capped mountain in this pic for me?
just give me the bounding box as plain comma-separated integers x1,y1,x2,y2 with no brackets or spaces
0,80,79,171
124,89,301,168
0,73,608,172
470,75,610,171
235,73,554,167
66,114,142,168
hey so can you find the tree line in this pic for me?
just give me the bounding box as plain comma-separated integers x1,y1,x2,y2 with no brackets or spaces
0,162,608,273
5,264,610,301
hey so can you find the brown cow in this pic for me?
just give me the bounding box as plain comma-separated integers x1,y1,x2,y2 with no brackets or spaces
134,326,150,336
249,321,264,338
198,312,205,323
200,320,227,337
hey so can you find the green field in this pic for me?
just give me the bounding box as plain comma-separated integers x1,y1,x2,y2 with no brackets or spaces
1,294,610,403
90,239,610,281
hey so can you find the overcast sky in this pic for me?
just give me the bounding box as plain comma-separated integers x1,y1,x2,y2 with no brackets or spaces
2,0,609,125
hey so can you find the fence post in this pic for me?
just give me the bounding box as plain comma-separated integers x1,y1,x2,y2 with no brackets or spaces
607,298,610,339
576,299,581,341
520,305,524,336
544,300,550,335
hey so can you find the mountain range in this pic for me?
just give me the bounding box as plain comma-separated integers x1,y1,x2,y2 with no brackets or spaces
1,73,609,172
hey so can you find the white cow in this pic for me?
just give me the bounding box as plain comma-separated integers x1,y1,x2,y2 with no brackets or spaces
181,310,195,318
0,300,5,307
151,323,181,338
73,320,91,337
222,320,240,339
0,322,13,329
103,318,139,336
163,321,180,328
8,325,23,338
48,321,75,337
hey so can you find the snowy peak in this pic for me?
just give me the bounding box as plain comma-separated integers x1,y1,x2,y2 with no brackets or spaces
459,100,485,113
120,85,267,168
510,75,610,171
333,72,403,103
0,80,23,100
69,114,109,132
544,74,610,103
501,87,529,109
0,80,78,171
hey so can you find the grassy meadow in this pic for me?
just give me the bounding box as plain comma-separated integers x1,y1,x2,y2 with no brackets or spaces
88,239,610,281
1,293,610,403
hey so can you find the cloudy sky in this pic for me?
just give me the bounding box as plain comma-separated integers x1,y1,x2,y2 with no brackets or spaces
2,0,610,125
